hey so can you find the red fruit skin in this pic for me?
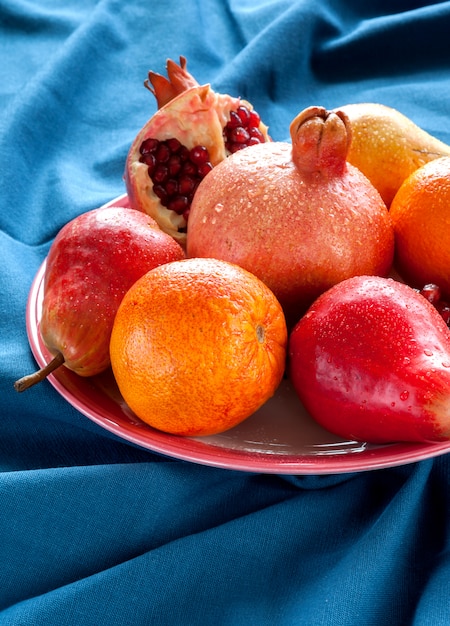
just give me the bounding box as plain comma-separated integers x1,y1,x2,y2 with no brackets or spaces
40,206,185,376
288,275,450,443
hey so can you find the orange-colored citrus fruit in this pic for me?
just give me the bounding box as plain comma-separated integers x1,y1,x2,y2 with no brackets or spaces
109,257,287,436
390,156,450,297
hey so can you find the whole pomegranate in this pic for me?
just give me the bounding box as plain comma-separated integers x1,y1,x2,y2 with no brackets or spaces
186,106,394,325
124,57,270,244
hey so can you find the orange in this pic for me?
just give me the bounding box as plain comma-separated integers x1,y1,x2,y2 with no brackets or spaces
109,257,287,436
390,156,450,297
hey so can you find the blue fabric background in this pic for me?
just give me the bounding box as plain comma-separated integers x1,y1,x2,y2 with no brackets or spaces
2,1,450,624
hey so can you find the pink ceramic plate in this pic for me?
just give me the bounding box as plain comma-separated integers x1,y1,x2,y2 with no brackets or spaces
25,195,450,474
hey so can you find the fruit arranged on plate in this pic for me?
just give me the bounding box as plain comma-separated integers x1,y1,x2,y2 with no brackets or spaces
340,102,450,207
14,206,184,391
124,56,270,243
289,275,450,444
187,105,394,326
110,258,287,436
15,56,450,445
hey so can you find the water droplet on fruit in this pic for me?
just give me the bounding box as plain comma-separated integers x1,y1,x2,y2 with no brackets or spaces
214,203,224,213
403,356,411,366
400,390,409,401
424,348,433,356
391,402,396,407
442,361,450,368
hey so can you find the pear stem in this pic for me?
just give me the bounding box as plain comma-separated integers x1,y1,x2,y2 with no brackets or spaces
14,351,65,392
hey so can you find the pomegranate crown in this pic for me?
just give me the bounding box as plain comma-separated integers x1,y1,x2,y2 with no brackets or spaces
290,106,352,176
145,56,201,109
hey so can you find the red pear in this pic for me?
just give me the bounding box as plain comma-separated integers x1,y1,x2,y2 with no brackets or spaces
289,275,450,443
14,206,185,391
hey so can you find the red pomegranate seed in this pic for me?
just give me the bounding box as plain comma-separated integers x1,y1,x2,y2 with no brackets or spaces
230,127,250,144
140,137,159,154
190,145,210,165
227,111,242,129
155,143,171,163
248,110,261,127
179,146,190,162
166,137,182,153
198,162,213,178
181,161,197,176
153,184,168,205
168,154,182,176
236,106,251,125
139,152,156,172
153,164,169,184
249,127,265,142
165,179,179,197
438,306,450,326
222,105,265,153
168,195,189,214
227,142,245,154
179,175,196,195
420,284,441,304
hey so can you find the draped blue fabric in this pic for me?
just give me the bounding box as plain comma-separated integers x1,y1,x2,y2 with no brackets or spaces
2,1,450,623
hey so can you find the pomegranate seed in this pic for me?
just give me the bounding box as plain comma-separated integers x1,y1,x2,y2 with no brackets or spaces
249,127,265,142
179,175,196,195
140,137,159,154
420,284,441,304
155,143,171,163
236,106,251,125
166,137,182,153
439,306,450,326
181,161,197,176
230,127,250,144
153,164,169,184
227,111,242,129
165,179,179,196
153,184,168,205
248,110,261,127
179,146,190,162
168,195,189,214
168,154,182,176
227,142,245,153
140,153,157,174
190,145,210,165
198,162,213,178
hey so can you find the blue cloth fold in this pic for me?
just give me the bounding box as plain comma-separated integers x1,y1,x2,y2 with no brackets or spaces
2,0,450,623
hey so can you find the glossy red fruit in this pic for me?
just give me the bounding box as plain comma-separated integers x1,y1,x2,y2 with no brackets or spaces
14,206,185,391
289,275,450,444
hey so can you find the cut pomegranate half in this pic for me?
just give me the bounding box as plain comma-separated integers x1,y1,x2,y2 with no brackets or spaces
124,57,270,244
